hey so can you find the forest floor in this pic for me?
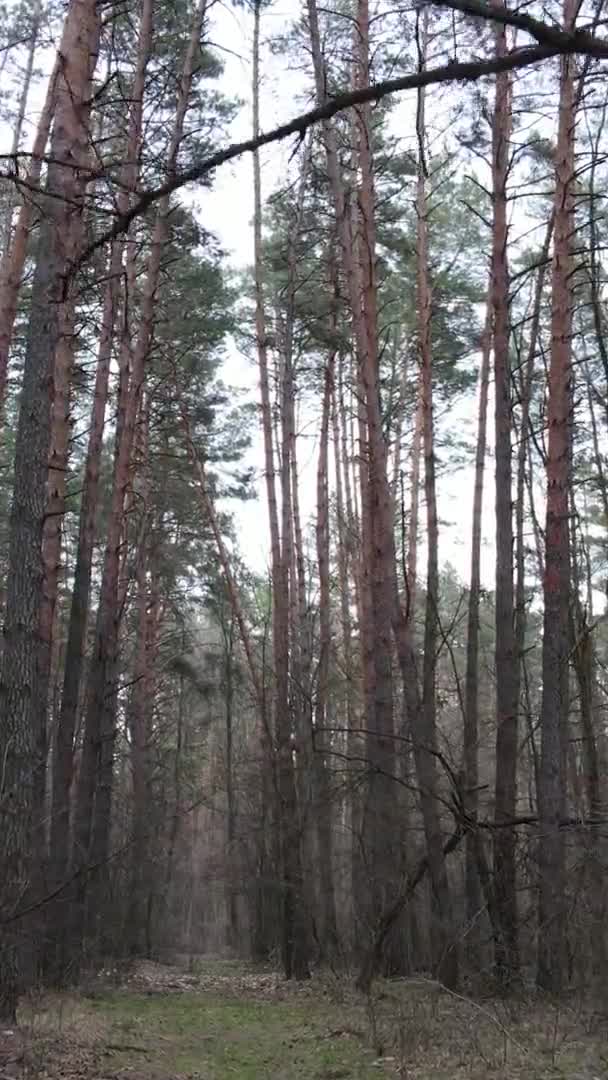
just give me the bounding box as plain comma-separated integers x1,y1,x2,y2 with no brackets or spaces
3,957,608,1079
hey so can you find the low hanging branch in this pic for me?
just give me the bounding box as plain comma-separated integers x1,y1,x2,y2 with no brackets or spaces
176,389,265,711
77,15,608,264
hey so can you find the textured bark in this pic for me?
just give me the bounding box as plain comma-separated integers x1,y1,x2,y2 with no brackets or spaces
223,616,238,949
414,31,458,985
537,0,576,993
72,0,206,958
251,0,282,961
352,0,400,971
0,0,99,1016
279,156,316,964
48,0,153,958
513,218,553,882
407,387,423,617
463,294,492,958
0,0,42,258
331,380,358,946
315,342,339,958
35,300,75,884
308,0,457,987
0,56,59,417
490,7,519,983
125,416,158,957
274,241,311,979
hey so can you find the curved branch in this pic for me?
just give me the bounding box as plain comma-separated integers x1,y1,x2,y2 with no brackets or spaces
77,41,582,263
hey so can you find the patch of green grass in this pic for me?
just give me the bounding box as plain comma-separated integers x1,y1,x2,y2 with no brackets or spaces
88,991,380,1078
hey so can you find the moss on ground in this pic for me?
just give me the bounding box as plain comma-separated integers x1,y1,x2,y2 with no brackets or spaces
87,990,378,1078
16,960,608,1079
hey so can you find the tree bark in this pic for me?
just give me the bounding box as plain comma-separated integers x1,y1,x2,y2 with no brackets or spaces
417,15,448,977
0,0,43,259
0,0,99,1016
490,4,519,984
48,0,153,961
537,0,577,994
251,0,283,962
72,0,207,960
463,292,492,962
0,56,59,420
315,336,339,959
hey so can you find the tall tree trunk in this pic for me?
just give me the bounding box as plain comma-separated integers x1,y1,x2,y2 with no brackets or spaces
331,379,358,948
537,0,577,994
48,0,153,973
315,340,339,958
223,614,238,950
35,300,75,889
463,294,492,963
251,0,282,961
0,0,99,1017
0,0,42,258
352,0,400,973
275,262,310,980
72,0,207,960
415,21,457,983
490,6,519,984
0,56,59,421
125,400,157,958
407,387,423,618
307,0,457,988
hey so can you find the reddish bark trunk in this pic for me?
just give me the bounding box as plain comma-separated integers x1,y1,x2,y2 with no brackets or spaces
72,0,207,957
0,0,42,258
0,56,59,416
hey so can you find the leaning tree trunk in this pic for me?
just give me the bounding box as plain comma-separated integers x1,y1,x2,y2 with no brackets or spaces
0,0,99,1018
537,0,577,995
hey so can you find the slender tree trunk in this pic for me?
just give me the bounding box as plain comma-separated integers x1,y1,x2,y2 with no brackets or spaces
34,300,75,892
251,0,282,961
0,56,59,420
125,401,157,957
407,387,423,617
48,0,153,977
275,270,310,979
72,0,206,959
223,615,238,949
0,0,42,258
316,342,339,958
417,19,449,976
0,0,99,1017
307,0,457,988
537,0,576,994
490,7,519,984
463,294,492,962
